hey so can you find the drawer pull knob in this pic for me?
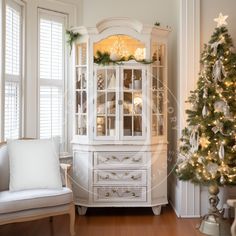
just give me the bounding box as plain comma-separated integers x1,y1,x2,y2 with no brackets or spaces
131,175,141,180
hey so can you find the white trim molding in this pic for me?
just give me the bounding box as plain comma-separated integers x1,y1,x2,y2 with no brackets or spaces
174,0,201,217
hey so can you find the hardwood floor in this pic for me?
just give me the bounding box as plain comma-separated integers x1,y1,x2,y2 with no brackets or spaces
0,205,203,236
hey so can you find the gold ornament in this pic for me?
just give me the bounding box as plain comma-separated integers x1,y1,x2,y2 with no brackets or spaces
208,184,219,195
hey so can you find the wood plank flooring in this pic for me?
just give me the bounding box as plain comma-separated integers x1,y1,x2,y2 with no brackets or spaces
0,205,203,236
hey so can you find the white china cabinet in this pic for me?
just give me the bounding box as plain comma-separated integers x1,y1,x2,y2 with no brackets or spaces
71,18,170,215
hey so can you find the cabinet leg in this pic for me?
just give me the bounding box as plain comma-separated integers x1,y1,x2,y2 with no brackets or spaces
77,206,88,216
152,205,162,215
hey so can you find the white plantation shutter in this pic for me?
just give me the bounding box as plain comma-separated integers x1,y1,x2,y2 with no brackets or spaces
39,10,66,140
4,1,22,140
40,87,62,138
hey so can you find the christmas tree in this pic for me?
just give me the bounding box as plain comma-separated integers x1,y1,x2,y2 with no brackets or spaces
176,13,236,187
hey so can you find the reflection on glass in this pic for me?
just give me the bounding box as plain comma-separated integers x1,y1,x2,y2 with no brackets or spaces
76,43,87,65
134,116,142,136
152,115,157,136
158,68,164,89
97,70,105,90
133,70,142,90
124,92,132,114
97,116,105,136
97,92,105,114
134,93,142,114
107,69,116,89
107,116,115,136
124,116,132,136
77,115,87,135
158,92,164,114
76,69,81,90
76,91,81,113
124,69,132,89
82,91,87,113
82,72,87,89
107,92,116,114
152,91,157,114
158,115,164,135
152,68,157,90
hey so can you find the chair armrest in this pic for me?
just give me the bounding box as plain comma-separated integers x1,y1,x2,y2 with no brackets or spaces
60,163,72,189
227,199,236,208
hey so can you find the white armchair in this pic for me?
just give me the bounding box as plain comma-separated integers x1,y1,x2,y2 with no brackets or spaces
227,199,236,236
0,142,75,236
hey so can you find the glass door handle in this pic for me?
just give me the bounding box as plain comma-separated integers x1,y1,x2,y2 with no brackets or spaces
118,100,123,105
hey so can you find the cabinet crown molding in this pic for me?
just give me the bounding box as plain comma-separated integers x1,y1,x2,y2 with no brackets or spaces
70,17,170,36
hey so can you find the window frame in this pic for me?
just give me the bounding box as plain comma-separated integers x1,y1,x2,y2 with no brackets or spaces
37,8,68,149
0,0,25,141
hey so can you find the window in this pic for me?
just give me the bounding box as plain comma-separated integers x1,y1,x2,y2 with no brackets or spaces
4,1,23,140
38,9,66,140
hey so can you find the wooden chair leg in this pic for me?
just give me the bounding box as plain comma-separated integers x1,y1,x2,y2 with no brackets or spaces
69,204,75,236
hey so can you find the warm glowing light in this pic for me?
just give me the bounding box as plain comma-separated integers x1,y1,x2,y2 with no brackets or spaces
214,13,228,27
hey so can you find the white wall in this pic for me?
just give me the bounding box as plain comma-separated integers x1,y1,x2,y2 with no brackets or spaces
201,0,236,48
200,0,236,215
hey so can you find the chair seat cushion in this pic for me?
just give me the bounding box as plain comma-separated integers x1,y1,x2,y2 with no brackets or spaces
0,187,73,214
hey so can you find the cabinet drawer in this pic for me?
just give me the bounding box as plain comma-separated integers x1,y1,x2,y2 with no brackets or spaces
94,152,147,168
93,187,147,202
93,170,147,185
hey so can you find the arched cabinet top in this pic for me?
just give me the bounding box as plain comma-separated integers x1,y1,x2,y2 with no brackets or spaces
71,17,170,38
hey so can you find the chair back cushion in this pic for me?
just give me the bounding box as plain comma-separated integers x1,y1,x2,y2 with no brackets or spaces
0,144,10,191
8,139,62,191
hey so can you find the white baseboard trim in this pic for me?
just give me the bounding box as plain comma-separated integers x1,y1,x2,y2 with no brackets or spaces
169,199,201,218
168,199,180,218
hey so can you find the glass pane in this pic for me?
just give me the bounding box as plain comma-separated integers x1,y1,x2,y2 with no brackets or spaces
107,69,116,89
158,44,165,66
124,116,132,136
124,69,132,90
107,116,115,136
158,68,164,89
97,116,106,136
152,67,157,90
133,70,142,90
76,68,81,90
158,92,164,114
97,92,105,114
152,115,157,136
82,91,87,113
76,91,81,113
82,71,87,89
134,116,142,136
107,92,116,114
134,92,142,114
97,70,105,90
158,115,164,136
152,91,157,114
124,92,132,114
76,43,87,65
77,115,87,135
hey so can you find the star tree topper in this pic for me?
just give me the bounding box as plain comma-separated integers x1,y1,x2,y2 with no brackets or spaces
214,13,228,28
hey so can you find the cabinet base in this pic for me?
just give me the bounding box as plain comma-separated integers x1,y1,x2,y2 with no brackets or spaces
77,206,88,216
152,205,162,215
76,205,163,216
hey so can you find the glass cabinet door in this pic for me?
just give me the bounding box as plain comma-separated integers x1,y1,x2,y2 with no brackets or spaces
75,67,87,135
122,68,144,138
152,43,165,137
75,42,88,136
95,67,117,137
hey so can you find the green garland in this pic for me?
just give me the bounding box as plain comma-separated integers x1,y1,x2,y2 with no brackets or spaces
66,30,81,54
94,50,155,66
